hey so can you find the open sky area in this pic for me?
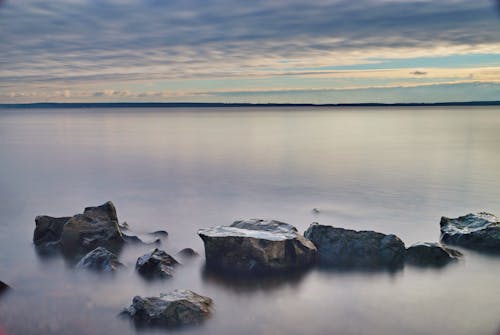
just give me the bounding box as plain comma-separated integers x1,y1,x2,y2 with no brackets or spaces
1,0,500,104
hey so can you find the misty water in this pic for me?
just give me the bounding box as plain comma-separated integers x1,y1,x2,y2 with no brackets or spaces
0,107,499,335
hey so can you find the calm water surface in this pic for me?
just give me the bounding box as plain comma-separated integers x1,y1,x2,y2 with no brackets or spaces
0,107,499,335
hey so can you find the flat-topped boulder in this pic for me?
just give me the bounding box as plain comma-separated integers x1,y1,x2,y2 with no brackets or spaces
76,247,124,272
406,242,462,267
198,219,317,274
121,289,213,328
304,223,406,268
136,248,179,279
440,213,500,253
34,201,125,256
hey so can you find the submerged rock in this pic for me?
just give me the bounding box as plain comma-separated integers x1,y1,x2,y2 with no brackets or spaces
198,219,317,274
76,247,124,272
0,281,9,295
34,201,125,256
122,233,161,246
136,248,179,279
440,213,500,253
121,289,212,328
405,242,462,267
177,248,199,258
149,230,169,238
304,223,406,268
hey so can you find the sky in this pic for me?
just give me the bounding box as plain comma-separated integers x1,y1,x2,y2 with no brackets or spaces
1,0,500,104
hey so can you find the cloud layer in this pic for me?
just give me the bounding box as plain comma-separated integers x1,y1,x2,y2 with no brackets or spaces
1,0,499,102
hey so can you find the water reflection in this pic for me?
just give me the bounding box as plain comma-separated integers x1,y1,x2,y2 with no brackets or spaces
201,265,310,294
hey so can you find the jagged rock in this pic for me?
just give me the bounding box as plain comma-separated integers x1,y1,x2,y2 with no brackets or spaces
121,289,212,328
0,281,9,295
33,202,125,256
406,242,462,267
304,223,406,268
440,212,500,253
177,248,199,258
198,219,317,274
123,233,161,246
76,247,124,272
135,248,179,279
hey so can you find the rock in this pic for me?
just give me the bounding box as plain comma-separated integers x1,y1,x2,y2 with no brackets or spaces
0,281,9,295
405,242,462,267
76,247,124,272
33,216,71,250
304,223,406,268
149,230,169,238
60,202,124,254
440,212,500,253
121,289,212,328
177,248,199,258
198,219,317,274
123,233,161,246
34,202,125,256
119,222,130,231
136,248,179,279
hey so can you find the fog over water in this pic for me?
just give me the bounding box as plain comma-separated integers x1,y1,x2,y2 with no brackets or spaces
0,107,499,335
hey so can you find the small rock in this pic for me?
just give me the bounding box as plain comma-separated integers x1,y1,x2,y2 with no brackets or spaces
119,222,130,231
136,248,179,279
0,281,9,295
440,212,500,253
312,208,320,214
121,289,213,328
304,223,406,268
149,230,169,238
123,233,161,246
406,242,462,267
76,247,124,272
177,248,199,258
198,219,317,274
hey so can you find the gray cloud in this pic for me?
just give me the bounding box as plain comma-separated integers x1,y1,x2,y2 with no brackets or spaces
1,0,499,93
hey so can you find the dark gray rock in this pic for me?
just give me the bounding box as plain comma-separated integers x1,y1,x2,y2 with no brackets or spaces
60,202,124,254
440,213,500,253
121,289,212,328
304,223,406,268
122,233,161,246
33,215,71,250
198,219,317,274
76,247,124,272
34,202,125,257
0,281,9,295
177,248,199,258
136,248,179,279
406,242,462,267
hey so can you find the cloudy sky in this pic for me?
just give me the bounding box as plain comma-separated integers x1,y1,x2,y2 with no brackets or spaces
1,0,500,103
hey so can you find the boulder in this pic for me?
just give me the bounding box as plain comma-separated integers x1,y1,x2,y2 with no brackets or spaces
76,247,124,272
136,248,179,279
34,202,125,256
405,242,462,267
440,212,500,253
198,219,317,274
177,248,199,258
121,289,212,328
304,223,406,268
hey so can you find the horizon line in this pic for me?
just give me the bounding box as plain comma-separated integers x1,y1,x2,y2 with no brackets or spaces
1,100,500,109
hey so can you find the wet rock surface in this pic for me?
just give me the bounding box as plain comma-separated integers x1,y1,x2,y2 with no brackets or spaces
405,242,462,267
304,223,406,268
121,289,213,328
198,219,317,273
440,213,500,253
76,247,124,272
136,248,180,279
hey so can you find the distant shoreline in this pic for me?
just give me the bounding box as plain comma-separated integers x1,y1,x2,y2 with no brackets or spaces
1,101,499,109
